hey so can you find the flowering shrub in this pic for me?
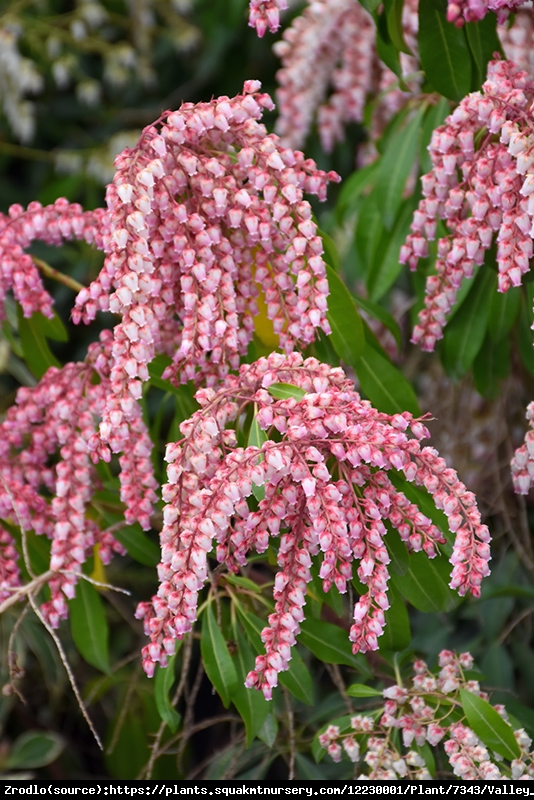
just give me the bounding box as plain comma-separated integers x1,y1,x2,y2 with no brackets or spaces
319,650,534,779
1,0,534,782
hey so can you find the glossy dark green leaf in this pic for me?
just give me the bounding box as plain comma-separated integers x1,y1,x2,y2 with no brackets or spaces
464,13,504,90
5,731,64,770
381,586,411,652
358,0,381,12
201,603,238,708
69,579,110,673
392,550,461,613
355,197,384,275
267,382,306,401
473,335,509,399
336,161,379,221
384,0,412,53
460,689,520,760
376,10,403,78
369,105,425,230
154,650,181,733
346,683,383,698
354,339,420,416
440,266,496,379
257,713,278,748
488,285,521,343
319,228,341,273
352,295,402,351
418,0,472,101
18,308,62,379
385,526,410,576
231,626,270,745
367,200,414,303
112,523,160,567
299,619,364,669
325,263,365,365
247,406,268,501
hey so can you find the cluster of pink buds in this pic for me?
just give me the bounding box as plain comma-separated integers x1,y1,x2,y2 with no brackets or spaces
0,331,157,627
0,528,21,603
262,0,419,153
136,352,490,696
401,59,534,351
248,0,288,37
446,0,526,27
0,198,107,319
320,650,534,779
72,81,338,474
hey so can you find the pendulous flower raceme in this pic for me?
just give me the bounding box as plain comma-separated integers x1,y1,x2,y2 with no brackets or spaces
136,352,490,698
320,650,534,779
401,58,534,352
446,0,527,28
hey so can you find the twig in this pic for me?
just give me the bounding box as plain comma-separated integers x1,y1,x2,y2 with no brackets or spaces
176,657,205,771
283,686,296,780
107,665,141,755
4,603,30,702
0,570,54,615
32,256,85,294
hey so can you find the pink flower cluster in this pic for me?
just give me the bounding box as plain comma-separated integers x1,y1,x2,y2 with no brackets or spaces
0,85,340,628
136,352,490,697
0,528,21,603
0,330,158,627
73,81,338,472
401,59,534,351
0,198,106,319
446,0,526,27
320,650,534,780
248,0,288,37
265,0,419,153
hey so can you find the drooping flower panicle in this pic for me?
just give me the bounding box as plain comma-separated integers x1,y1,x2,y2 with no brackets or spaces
401,59,534,351
446,0,527,28
137,352,490,697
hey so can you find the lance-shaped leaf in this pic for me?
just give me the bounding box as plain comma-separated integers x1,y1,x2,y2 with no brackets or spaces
418,0,472,101
325,264,365,366
69,579,110,674
247,404,268,502
154,650,181,733
200,603,238,708
267,383,307,401
231,625,270,745
459,689,520,761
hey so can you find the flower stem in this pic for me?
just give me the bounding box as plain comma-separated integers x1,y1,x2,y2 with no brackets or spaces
32,256,84,293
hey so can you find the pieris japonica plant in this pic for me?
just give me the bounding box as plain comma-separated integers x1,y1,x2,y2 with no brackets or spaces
1,0,534,782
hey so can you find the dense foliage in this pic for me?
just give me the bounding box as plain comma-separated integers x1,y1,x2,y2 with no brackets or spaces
2,0,534,781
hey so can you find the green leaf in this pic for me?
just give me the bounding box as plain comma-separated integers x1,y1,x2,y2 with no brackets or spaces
201,603,238,708
352,295,402,351
420,98,452,174
385,526,410,576
5,731,64,770
319,228,341,273
464,13,504,90
355,197,384,274
154,650,181,733
369,105,425,230
325,264,365,366
346,683,383,698
367,200,415,303
418,0,472,101
392,550,461,613
299,619,364,669
231,626,270,745
440,266,496,380
459,688,520,761
69,579,110,673
267,382,306,401
112,523,160,567
257,713,278,748
473,335,509,399
336,161,379,221
18,308,62,379
247,406,268,502
376,10,403,78
358,0,381,12
384,0,412,54
381,585,411,652
488,285,521,343
354,339,420,416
